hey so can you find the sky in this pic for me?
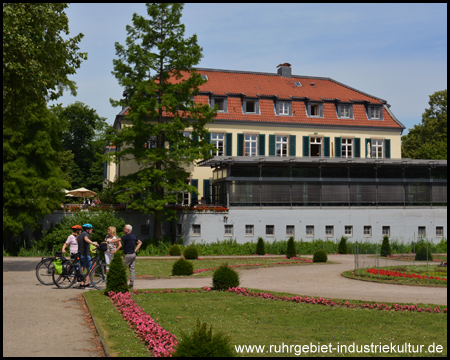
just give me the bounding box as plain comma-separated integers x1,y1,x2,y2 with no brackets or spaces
51,3,447,134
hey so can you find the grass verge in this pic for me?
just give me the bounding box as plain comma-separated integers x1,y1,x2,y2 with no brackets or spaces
84,288,447,357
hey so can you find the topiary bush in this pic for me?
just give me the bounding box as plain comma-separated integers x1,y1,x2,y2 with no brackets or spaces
169,244,182,256
255,237,265,255
415,245,433,261
286,236,296,258
173,319,235,357
337,236,348,254
380,235,391,257
105,250,129,294
313,249,328,263
212,264,240,291
172,258,194,276
184,245,199,260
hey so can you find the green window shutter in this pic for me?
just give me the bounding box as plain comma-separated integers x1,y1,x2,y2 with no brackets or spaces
303,136,309,157
324,137,330,157
225,133,233,156
289,135,296,156
268,135,275,156
354,138,361,158
384,139,391,159
258,134,265,156
191,179,198,204
237,133,244,156
335,137,341,158
205,132,211,156
203,179,211,204
365,138,372,158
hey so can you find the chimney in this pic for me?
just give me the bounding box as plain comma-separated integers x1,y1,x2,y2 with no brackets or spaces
277,62,292,78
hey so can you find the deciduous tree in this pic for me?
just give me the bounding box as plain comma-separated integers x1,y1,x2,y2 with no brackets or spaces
108,3,216,238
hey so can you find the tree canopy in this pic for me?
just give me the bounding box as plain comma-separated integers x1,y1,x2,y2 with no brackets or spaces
401,90,447,160
108,3,216,238
3,3,87,236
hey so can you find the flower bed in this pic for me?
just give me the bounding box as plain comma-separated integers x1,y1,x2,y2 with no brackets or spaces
366,268,447,282
387,254,445,262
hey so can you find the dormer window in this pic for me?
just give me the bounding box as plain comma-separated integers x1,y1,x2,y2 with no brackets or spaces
307,102,323,117
243,98,259,114
338,104,353,119
211,96,227,113
368,105,383,120
201,75,208,80
276,100,292,116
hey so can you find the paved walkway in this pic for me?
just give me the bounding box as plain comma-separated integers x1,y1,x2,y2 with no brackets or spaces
3,255,447,357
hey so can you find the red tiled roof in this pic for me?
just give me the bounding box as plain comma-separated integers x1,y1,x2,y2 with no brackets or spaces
121,68,404,129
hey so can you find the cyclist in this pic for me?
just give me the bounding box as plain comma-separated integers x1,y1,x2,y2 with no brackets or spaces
62,225,82,255
77,223,98,288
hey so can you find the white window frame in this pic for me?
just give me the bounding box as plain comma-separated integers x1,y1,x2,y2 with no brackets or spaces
286,225,295,237
372,139,384,159
245,100,256,113
276,136,288,157
310,136,322,157
341,138,353,158
192,224,201,236
369,106,382,120
215,98,226,112
325,225,334,238
382,226,390,237
224,224,234,237
310,104,320,117
277,101,290,115
245,225,254,236
340,104,351,118
364,226,372,237
345,225,353,237
436,226,443,237
244,134,258,157
306,225,314,237
266,225,275,237
211,133,224,156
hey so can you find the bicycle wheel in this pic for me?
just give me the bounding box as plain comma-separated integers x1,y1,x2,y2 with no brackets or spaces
52,263,77,289
36,258,55,285
90,264,107,290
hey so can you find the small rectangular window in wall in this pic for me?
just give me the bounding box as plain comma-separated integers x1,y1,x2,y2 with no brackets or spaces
436,226,444,237
306,225,314,237
325,226,334,238
245,225,254,236
286,225,295,237
224,224,234,237
266,225,275,236
192,224,201,236
382,226,390,237
364,226,372,237
418,226,426,238
345,225,353,237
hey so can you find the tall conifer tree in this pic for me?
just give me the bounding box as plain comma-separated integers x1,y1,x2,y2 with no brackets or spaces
109,3,216,238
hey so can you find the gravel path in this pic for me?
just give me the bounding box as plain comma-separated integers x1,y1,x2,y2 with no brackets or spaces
3,254,447,357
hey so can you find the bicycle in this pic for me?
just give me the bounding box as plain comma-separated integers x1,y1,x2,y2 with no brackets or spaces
36,255,58,285
52,245,108,290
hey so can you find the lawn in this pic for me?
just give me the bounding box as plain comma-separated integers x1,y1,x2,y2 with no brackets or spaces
135,256,314,278
343,265,447,287
84,288,447,357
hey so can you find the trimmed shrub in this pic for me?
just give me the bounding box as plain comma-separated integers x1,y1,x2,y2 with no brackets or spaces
380,236,391,257
286,236,297,258
337,236,348,254
172,258,194,276
173,319,235,357
255,237,265,255
313,249,328,263
105,250,129,294
184,245,199,260
212,264,240,291
169,244,182,256
415,245,433,261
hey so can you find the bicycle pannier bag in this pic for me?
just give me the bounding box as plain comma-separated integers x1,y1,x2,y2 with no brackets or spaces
53,259,63,275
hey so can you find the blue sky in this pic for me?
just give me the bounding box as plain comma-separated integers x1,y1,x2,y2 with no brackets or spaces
51,3,447,134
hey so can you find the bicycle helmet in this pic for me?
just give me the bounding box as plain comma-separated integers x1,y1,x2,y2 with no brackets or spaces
71,225,82,230
82,223,93,230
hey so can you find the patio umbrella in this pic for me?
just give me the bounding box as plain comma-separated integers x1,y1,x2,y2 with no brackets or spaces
67,187,97,198
62,189,74,197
